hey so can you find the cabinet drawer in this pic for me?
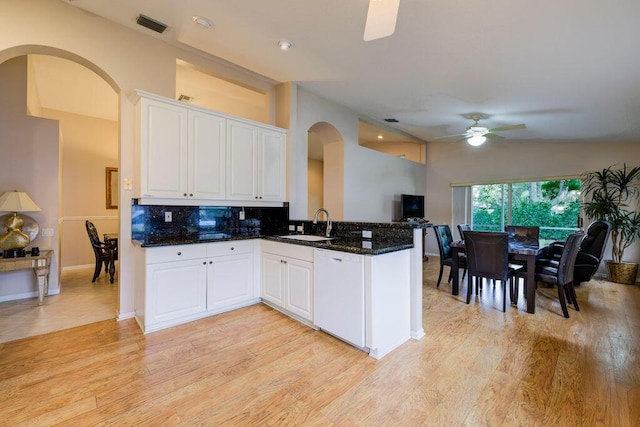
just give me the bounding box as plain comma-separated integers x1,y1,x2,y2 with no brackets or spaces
207,240,254,257
145,244,207,264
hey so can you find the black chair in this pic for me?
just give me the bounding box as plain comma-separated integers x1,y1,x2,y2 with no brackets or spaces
505,225,540,243
85,220,118,283
433,225,467,287
530,231,585,318
464,231,520,312
457,224,471,240
537,220,612,286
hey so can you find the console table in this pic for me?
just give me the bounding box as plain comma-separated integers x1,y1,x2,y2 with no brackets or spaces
0,250,53,305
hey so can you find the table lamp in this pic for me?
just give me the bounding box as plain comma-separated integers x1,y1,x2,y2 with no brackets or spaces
0,190,41,251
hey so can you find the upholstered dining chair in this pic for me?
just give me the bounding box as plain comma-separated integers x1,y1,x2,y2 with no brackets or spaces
85,220,118,283
464,231,521,312
537,220,612,286
505,225,540,243
457,224,471,240
525,231,585,318
433,225,467,288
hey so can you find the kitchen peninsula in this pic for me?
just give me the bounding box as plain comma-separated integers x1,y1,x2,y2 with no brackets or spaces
131,203,424,359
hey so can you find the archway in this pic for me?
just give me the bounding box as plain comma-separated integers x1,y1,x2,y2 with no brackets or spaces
307,122,344,221
0,46,120,339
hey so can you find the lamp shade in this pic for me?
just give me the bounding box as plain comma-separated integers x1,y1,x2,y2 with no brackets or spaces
0,191,41,212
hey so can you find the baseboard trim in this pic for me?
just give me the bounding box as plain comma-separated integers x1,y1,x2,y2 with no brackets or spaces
62,264,94,272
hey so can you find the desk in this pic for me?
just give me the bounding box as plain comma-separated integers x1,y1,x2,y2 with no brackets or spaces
103,233,118,284
451,240,541,314
0,250,53,305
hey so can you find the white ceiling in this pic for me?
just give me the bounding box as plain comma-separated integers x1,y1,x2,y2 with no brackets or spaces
62,0,640,144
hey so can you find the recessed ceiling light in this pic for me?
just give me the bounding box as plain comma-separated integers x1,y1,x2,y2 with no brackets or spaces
278,39,294,51
377,134,384,139
192,15,213,29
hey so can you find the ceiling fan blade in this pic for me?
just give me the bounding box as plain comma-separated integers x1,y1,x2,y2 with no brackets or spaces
433,132,468,139
363,0,400,41
489,123,526,132
485,133,505,140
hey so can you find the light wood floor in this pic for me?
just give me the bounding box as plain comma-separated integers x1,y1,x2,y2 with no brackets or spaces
0,267,118,343
1,260,639,426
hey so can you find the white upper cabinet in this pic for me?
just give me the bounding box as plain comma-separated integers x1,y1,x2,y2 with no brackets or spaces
258,128,287,201
138,97,189,199
227,119,286,202
189,110,226,200
226,119,258,200
135,91,286,204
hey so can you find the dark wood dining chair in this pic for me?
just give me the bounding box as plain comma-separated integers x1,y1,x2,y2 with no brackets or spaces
524,231,585,318
464,231,521,312
433,225,467,287
85,220,118,283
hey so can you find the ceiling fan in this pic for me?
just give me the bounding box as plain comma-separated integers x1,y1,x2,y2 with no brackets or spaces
364,0,400,41
437,114,526,146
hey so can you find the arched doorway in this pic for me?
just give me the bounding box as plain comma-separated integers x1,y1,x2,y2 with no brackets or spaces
0,46,120,341
307,122,344,220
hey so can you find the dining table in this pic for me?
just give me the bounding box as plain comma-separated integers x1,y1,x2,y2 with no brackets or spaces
450,237,542,314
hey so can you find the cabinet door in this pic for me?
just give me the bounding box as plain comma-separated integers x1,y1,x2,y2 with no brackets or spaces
146,259,207,325
257,129,286,201
285,258,313,321
207,253,254,311
189,111,226,200
226,120,257,200
139,98,188,198
261,252,285,306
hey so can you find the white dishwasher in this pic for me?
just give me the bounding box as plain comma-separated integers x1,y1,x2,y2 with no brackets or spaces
314,248,366,349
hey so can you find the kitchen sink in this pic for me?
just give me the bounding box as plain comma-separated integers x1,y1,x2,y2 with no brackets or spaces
279,235,334,242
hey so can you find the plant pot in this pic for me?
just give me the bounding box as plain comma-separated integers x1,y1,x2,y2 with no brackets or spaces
605,260,639,285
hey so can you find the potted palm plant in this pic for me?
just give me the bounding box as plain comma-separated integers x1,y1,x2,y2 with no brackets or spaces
582,164,640,284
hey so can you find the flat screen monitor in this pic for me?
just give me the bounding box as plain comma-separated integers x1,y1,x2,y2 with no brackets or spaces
401,194,425,221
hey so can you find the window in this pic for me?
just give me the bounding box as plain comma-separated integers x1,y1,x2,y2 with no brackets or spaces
456,179,581,246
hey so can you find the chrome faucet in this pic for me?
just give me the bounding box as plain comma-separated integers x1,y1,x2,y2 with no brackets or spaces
313,208,332,238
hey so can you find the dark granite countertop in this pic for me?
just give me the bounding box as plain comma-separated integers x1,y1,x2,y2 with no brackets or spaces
133,232,412,255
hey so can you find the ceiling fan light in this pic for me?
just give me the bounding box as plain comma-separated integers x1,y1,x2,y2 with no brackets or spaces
467,135,486,146
278,39,294,51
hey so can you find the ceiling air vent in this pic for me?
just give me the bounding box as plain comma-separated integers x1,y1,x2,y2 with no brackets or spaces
383,118,399,123
178,94,194,103
136,14,168,34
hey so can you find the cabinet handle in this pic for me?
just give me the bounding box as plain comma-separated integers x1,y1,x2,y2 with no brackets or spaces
230,247,234,251
255,196,258,199
189,193,193,197
177,252,182,256
183,193,187,197
209,261,212,264
203,261,206,265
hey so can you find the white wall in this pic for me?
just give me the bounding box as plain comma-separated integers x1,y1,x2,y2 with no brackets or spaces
425,140,640,265
0,56,60,300
291,85,427,222
37,108,119,269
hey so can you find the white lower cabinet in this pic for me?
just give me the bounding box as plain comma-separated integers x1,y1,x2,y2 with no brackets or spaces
261,241,314,322
206,242,255,311
135,241,256,333
146,258,208,326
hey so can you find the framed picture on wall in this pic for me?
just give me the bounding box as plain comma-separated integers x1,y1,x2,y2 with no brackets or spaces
106,167,118,209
